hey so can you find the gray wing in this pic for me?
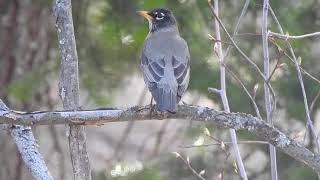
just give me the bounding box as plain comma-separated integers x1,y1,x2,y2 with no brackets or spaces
173,56,190,102
140,35,190,110
140,50,165,85
171,38,190,102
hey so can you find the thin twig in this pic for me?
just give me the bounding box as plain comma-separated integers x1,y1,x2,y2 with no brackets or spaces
180,141,269,148
222,0,250,64
113,87,148,160
209,0,248,179
310,89,320,114
267,57,281,82
153,120,170,155
269,31,320,40
224,65,262,119
269,6,320,153
262,1,278,179
174,153,206,180
208,0,277,118
269,40,320,84
233,33,320,85
49,126,66,180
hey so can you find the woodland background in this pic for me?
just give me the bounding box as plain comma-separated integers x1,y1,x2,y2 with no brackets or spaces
1,0,320,179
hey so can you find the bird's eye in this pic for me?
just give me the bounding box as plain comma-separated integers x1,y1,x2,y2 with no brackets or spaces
155,13,165,20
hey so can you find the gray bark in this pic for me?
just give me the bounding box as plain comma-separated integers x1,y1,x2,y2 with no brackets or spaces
53,0,91,179
1,105,320,174
0,100,53,180
262,1,278,179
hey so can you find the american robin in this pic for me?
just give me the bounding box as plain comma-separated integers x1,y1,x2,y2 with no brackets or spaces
138,8,190,113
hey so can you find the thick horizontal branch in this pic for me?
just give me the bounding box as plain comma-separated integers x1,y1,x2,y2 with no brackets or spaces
1,105,320,173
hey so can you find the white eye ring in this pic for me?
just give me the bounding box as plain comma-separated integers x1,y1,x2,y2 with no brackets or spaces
155,16,164,20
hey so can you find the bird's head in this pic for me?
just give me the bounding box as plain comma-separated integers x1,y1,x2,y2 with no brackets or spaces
137,8,177,33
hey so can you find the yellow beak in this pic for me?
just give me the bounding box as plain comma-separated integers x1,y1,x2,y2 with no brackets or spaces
137,11,153,20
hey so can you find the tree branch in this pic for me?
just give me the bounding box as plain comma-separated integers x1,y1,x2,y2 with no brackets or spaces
269,31,320,40
1,104,320,174
53,0,91,179
268,6,320,153
11,126,53,180
209,0,248,179
262,1,278,179
0,100,53,180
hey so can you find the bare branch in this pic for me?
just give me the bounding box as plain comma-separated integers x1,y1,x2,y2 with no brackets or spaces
262,1,278,179
53,0,91,179
269,6,320,153
2,105,320,173
310,89,320,114
208,1,277,118
180,141,269,148
268,40,320,84
1,97,53,180
269,31,320,40
224,66,262,119
11,126,53,180
209,0,248,179
174,153,207,180
222,0,250,63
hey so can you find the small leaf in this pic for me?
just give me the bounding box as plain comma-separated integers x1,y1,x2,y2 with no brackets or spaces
199,170,205,175
233,161,238,174
115,164,122,172
204,127,211,136
214,43,219,56
208,34,215,40
220,141,226,150
253,84,259,93
297,56,302,65
193,136,205,146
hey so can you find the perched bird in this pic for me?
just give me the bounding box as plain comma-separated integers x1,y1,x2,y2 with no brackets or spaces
138,8,190,113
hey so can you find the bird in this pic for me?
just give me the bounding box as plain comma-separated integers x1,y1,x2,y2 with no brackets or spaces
137,8,190,113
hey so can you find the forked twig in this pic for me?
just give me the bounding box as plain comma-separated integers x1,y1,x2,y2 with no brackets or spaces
208,0,248,179
174,153,206,180
208,0,277,119
269,6,320,153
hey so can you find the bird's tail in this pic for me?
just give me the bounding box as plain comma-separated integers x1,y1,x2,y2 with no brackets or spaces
154,87,177,113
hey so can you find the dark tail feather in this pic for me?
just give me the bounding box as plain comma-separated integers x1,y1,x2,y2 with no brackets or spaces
154,88,177,113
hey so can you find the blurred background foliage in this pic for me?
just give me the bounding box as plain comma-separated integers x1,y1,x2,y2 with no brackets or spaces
1,0,320,179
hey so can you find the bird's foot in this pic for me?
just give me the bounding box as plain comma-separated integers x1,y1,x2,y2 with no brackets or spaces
149,104,156,119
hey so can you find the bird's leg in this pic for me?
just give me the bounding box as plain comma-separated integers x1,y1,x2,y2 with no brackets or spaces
149,97,155,119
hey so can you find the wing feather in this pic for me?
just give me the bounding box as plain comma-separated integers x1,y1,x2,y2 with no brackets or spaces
140,34,190,109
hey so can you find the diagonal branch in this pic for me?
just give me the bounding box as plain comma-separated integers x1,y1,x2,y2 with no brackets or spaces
268,6,320,153
11,126,53,180
0,100,53,180
1,104,320,174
